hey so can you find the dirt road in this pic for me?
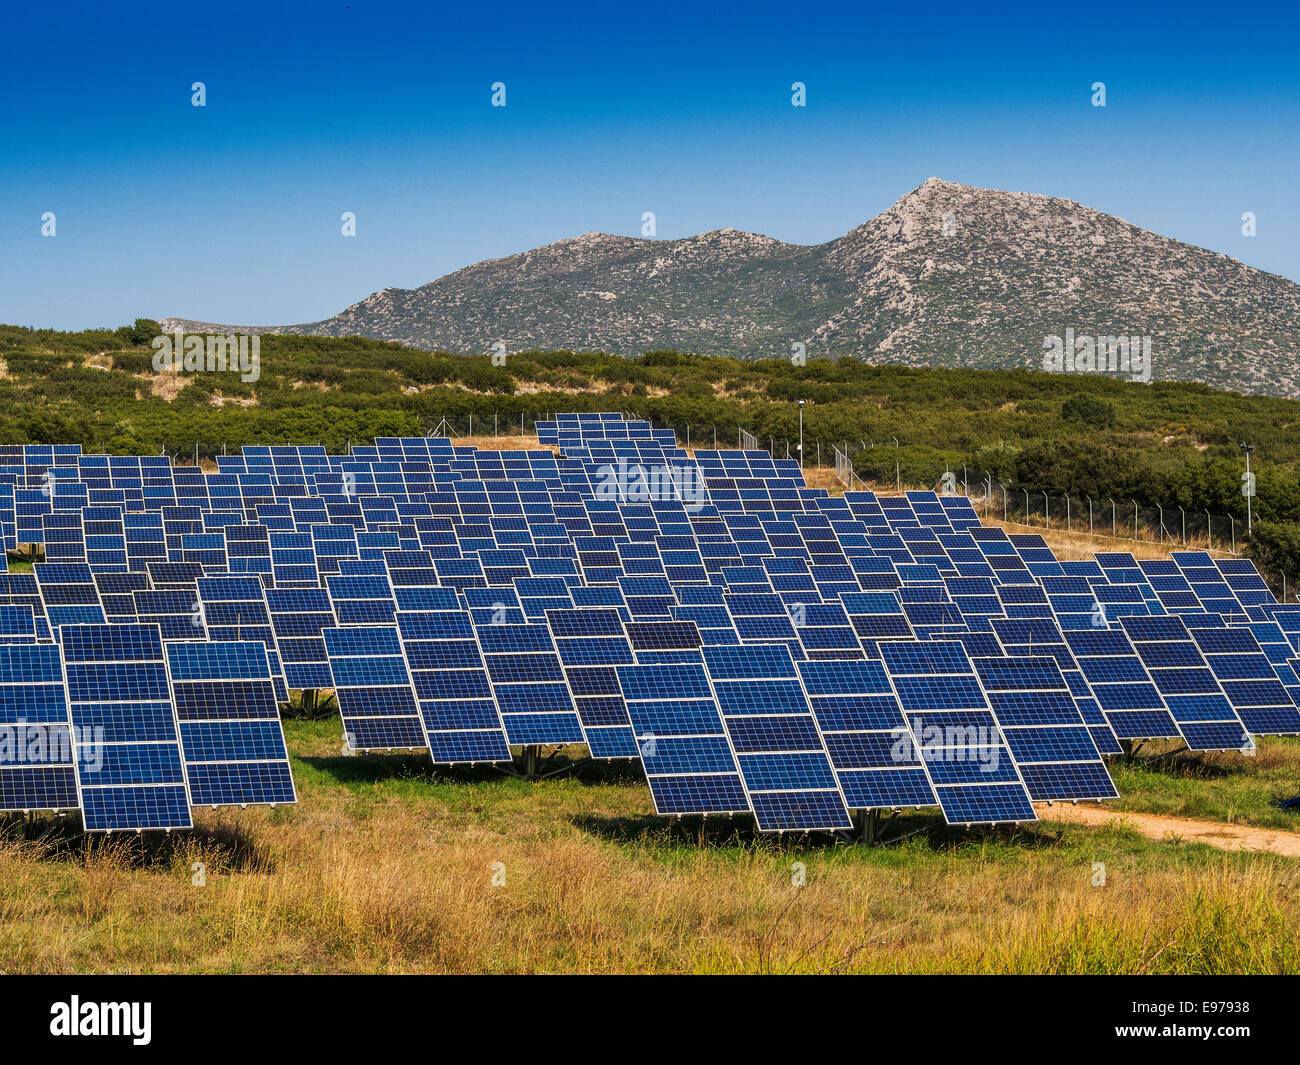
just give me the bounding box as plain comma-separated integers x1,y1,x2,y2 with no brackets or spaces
1036,802,1300,858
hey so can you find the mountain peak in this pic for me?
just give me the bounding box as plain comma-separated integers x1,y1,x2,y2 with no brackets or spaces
163,181,1300,396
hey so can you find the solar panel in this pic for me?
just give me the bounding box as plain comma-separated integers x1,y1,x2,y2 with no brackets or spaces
701,644,852,831
475,622,585,745
0,644,79,812
60,623,192,831
395,610,513,763
972,655,1118,802
546,608,639,758
33,561,106,630
262,591,329,692
323,625,425,750
1185,623,1300,735
795,659,937,811
166,641,297,807
1061,627,1181,742
615,661,749,816
989,617,1123,756
1118,615,1253,752
878,640,1037,825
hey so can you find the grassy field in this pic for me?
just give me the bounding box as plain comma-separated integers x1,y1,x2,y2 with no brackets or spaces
2,718,1299,974
1109,739,1300,831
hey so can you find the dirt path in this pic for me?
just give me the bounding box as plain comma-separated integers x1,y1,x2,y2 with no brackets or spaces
1036,803,1300,858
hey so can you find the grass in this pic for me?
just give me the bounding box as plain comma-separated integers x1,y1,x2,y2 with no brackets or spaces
2,718,1299,974
1108,737,1300,830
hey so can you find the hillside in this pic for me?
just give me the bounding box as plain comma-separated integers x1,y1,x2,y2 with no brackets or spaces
4,327,1300,542
162,178,1300,396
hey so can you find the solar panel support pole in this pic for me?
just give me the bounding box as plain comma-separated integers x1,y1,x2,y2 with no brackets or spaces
861,808,882,844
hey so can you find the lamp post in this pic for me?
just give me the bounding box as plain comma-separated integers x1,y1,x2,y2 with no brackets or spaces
1240,441,1256,535
797,399,806,470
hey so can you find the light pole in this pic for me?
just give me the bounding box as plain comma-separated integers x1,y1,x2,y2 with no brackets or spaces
1240,441,1256,535
797,399,806,470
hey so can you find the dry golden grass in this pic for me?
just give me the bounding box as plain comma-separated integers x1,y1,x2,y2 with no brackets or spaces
2,722,1298,974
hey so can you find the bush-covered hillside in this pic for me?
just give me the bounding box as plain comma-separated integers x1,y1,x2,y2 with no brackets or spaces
2,322,1298,532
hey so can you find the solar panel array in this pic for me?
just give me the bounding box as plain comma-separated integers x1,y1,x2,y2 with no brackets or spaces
4,413,1296,834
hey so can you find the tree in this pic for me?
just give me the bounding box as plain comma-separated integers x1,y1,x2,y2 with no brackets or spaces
1060,393,1115,429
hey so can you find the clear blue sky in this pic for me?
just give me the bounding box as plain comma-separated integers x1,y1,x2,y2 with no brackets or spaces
4,0,1298,330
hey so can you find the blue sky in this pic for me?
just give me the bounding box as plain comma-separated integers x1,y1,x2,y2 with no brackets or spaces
4,0,1298,330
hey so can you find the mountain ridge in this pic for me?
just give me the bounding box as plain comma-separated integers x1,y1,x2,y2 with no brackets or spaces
162,178,1300,396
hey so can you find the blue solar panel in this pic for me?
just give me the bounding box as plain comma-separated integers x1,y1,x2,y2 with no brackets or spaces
972,655,1117,802
878,640,1036,825
60,623,192,831
475,622,585,745
1186,623,1300,735
1060,627,1181,743
1119,616,1253,752
323,625,425,751
795,659,937,811
395,610,512,763
0,644,79,811
701,644,851,831
166,641,297,807
616,662,749,816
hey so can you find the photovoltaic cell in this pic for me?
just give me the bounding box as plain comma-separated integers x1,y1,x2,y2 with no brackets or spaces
395,610,512,763
166,641,297,807
60,623,192,831
1118,615,1253,752
615,661,749,816
323,625,425,751
795,659,936,810
972,655,1117,802
878,640,1037,825
701,644,852,831
0,644,79,811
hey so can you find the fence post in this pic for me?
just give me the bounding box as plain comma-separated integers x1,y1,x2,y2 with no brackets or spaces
1003,485,1008,523
1206,510,1212,549
1065,494,1071,531
1133,501,1138,541
1111,499,1116,538
1088,497,1094,535
1023,489,1030,523
1230,515,1236,555
1158,505,1163,543
1043,492,1049,528
1180,507,1186,546
896,461,901,492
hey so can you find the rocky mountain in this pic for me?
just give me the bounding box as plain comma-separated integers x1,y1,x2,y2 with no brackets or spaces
162,178,1300,396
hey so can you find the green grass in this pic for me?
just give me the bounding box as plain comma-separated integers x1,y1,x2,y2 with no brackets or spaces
5,716,1296,973
1109,737,1300,830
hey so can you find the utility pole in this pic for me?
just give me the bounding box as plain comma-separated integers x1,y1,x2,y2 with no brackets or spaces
1240,441,1256,535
